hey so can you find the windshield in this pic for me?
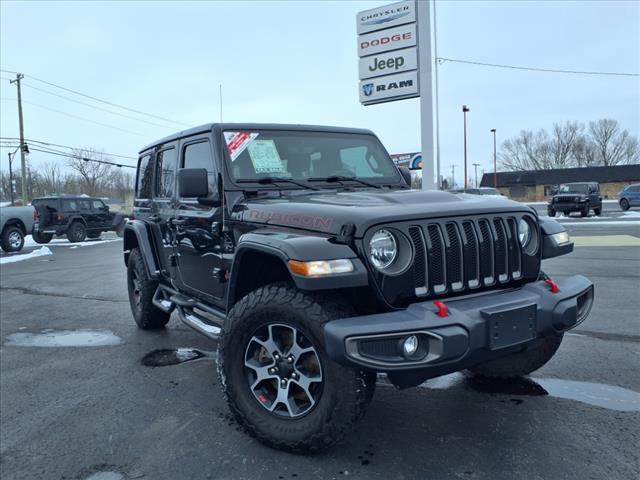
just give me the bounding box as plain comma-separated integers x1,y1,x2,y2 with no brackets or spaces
559,184,589,193
223,130,401,186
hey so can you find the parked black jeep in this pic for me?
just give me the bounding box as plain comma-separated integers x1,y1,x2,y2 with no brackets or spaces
548,182,602,217
124,124,594,452
32,196,127,243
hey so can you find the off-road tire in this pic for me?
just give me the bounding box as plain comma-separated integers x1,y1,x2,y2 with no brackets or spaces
32,230,53,244
580,205,589,217
593,207,602,216
620,199,630,211
67,221,86,243
547,207,556,217
87,231,101,239
468,333,564,379
127,248,170,329
219,284,376,453
1,226,24,252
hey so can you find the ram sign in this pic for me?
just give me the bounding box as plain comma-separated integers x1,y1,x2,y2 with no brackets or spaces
357,0,419,106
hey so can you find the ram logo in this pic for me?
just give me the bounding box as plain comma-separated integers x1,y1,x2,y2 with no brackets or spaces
362,83,374,97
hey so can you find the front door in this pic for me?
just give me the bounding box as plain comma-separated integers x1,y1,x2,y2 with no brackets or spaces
172,136,225,306
91,199,110,229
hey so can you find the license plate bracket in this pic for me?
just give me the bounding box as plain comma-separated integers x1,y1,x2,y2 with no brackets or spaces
481,302,537,350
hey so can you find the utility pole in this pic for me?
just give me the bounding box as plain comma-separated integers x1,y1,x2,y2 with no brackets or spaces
450,164,456,189
7,152,15,205
472,163,480,188
462,105,470,189
10,73,27,203
491,128,497,188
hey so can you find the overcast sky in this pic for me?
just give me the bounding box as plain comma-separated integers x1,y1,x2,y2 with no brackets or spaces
1,0,638,184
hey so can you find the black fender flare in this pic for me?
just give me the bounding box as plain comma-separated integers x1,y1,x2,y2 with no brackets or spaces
123,220,161,278
226,230,369,309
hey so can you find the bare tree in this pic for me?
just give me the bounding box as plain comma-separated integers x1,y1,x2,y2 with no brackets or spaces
67,148,115,196
40,161,63,195
549,121,583,169
589,119,639,166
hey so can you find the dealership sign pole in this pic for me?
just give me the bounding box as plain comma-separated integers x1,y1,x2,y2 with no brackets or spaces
357,0,436,190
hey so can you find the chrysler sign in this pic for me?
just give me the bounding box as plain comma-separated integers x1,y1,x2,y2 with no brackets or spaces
357,0,416,35
359,71,419,105
359,47,417,80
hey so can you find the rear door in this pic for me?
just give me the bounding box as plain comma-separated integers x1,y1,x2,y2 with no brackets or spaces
151,142,179,274
133,152,154,221
171,135,225,305
77,199,92,228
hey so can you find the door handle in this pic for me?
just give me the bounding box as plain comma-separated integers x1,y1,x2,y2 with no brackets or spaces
170,218,187,226
148,214,161,223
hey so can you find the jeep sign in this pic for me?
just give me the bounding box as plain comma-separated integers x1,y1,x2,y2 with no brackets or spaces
356,0,416,35
357,24,416,58
359,47,417,80
359,71,419,105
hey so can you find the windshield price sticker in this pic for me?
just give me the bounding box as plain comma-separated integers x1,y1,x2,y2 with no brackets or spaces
224,131,259,161
247,139,286,175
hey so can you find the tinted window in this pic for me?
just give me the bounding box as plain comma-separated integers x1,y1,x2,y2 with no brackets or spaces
136,154,153,198
78,199,91,211
92,200,106,210
33,199,59,211
62,199,77,210
183,141,216,196
156,148,177,198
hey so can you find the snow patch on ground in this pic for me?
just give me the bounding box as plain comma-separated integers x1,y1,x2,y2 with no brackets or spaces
23,235,121,248
622,211,640,218
0,247,52,264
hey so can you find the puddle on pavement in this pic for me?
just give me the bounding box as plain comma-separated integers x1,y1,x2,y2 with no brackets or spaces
5,329,122,347
141,348,206,367
420,373,640,412
85,473,124,480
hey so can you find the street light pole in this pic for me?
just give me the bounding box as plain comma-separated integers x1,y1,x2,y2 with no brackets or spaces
462,105,469,189
450,164,455,189
472,163,480,188
491,128,497,189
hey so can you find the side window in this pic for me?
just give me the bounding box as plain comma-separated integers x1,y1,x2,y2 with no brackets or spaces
182,141,217,197
136,154,153,199
63,199,77,210
156,148,177,198
92,200,105,210
78,200,91,211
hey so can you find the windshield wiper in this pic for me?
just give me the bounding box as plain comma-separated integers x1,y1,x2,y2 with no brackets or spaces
236,177,318,191
308,175,382,189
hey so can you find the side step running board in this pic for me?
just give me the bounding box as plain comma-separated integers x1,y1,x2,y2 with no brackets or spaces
178,307,222,341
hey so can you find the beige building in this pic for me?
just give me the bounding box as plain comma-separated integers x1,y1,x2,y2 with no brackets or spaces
480,164,640,202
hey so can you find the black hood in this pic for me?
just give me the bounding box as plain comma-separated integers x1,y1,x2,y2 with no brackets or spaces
234,189,533,237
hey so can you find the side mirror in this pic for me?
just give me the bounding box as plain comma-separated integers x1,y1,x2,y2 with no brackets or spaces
178,168,209,198
398,166,412,186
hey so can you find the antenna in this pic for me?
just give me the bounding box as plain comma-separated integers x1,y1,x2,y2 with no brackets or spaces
219,84,223,123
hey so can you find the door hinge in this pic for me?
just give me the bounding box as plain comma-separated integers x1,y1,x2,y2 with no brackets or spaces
168,254,178,267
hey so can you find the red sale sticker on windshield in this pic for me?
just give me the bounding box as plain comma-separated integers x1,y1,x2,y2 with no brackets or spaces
224,131,259,161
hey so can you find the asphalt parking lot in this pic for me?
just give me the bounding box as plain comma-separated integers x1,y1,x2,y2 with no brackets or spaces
1,205,639,480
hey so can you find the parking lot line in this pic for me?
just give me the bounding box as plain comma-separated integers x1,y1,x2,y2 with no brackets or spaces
572,235,640,247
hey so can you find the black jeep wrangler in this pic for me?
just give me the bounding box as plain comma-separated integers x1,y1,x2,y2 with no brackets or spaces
548,182,602,217
32,196,128,243
124,124,594,452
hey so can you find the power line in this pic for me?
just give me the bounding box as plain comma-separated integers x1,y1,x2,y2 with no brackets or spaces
1,97,153,138
436,57,639,77
18,82,178,130
0,69,192,127
0,137,137,160
26,146,136,169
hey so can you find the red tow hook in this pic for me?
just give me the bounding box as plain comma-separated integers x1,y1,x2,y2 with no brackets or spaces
545,278,559,294
433,301,449,318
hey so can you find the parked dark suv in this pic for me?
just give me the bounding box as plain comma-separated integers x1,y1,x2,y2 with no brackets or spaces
548,182,602,217
124,123,594,452
33,196,127,243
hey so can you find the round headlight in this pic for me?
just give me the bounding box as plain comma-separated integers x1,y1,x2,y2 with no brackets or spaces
518,218,531,246
369,229,397,270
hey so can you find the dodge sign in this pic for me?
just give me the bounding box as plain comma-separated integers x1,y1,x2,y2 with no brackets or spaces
357,23,416,58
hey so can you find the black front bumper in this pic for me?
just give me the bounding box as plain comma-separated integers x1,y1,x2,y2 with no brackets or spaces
324,276,593,376
549,202,586,212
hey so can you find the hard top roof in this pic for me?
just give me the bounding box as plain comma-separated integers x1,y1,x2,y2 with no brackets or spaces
139,123,376,154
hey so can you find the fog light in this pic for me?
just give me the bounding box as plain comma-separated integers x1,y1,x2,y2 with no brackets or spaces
403,335,419,357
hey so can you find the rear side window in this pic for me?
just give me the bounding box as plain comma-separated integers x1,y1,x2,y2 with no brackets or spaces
156,148,177,198
136,154,153,199
33,199,59,211
183,141,216,196
62,199,78,210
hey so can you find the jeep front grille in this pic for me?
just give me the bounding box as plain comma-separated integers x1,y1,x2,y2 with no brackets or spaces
408,216,524,297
